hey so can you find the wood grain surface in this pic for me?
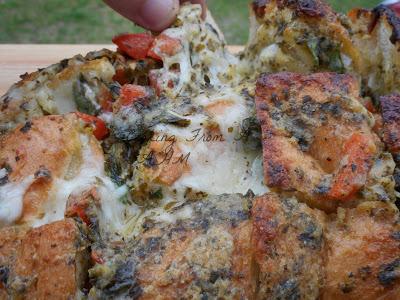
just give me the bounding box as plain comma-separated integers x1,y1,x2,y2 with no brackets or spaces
0,44,243,96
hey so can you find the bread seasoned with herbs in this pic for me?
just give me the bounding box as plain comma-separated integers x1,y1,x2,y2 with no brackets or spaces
0,114,106,228
349,5,400,98
380,93,400,194
255,72,396,211
240,0,360,76
324,201,400,299
89,193,255,299
0,219,88,299
0,1,400,299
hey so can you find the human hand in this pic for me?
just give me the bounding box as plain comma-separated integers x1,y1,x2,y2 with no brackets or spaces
104,0,206,32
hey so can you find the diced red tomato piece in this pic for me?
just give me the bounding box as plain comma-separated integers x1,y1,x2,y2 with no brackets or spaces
75,112,109,140
147,34,182,60
68,203,90,225
119,84,147,106
112,33,155,60
112,68,130,85
100,99,113,113
98,88,114,112
91,251,104,264
329,133,376,201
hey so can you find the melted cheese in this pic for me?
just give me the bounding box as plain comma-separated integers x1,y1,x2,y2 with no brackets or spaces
152,205,193,224
0,57,115,132
125,6,269,217
153,4,239,98
151,88,268,204
0,175,35,227
33,134,140,235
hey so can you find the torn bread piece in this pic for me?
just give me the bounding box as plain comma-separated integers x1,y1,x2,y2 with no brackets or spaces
380,94,400,194
86,192,400,299
255,72,396,211
0,115,83,227
253,194,400,300
0,114,103,227
0,51,116,133
324,201,400,299
381,94,400,156
0,49,161,135
251,193,326,299
349,5,400,98
89,193,255,299
0,225,28,299
0,219,88,299
0,114,137,235
240,0,360,77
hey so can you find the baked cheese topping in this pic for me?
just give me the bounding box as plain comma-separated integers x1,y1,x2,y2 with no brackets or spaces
118,5,269,234
152,5,239,98
33,134,141,234
0,174,35,226
0,3,398,243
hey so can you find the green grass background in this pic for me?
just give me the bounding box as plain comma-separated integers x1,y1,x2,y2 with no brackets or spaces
0,0,381,45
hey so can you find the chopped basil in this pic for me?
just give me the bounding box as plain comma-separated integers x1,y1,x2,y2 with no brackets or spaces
306,37,345,73
73,74,100,115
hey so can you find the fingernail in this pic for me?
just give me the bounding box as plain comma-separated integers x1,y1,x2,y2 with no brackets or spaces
140,0,180,32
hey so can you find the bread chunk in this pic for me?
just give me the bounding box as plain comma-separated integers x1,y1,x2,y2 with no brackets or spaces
252,193,326,299
255,72,395,211
0,219,88,299
323,202,400,299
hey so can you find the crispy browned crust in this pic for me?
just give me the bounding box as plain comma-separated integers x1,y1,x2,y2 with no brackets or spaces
250,0,360,73
253,0,335,19
136,197,255,299
88,191,400,299
90,194,255,299
380,94,400,191
0,115,80,223
251,193,326,299
372,5,400,44
323,202,400,299
349,5,400,45
381,94,400,155
255,72,380,211
0,219,88,299
250,195,400,299
0,226,29,297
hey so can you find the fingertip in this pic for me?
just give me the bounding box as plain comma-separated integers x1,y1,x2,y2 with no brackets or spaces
140,0,180,32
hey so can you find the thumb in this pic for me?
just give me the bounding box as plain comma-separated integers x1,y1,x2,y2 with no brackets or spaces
104,0,180,32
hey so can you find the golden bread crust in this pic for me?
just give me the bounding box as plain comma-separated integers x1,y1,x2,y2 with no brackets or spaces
381,94,400,155
251,193,326,299
255,72,384,211
0,115,81,183
323,202,400,299
253,0,336,20
89,194,255,299
0,219,88,299
247,0,360,74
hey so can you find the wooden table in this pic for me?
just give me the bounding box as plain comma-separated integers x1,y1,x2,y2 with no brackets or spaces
0,44,243,96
